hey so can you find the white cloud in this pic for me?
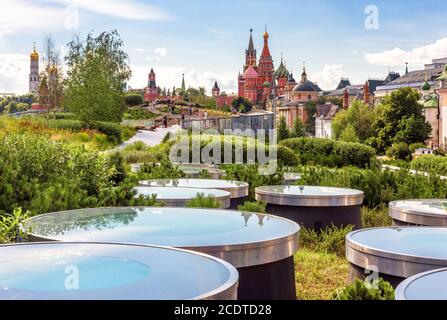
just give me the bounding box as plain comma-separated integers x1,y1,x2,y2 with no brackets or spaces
43,0,172,21
146,47,167,61
365,37,447,66
0,0,172,37
0,54,29,94
128,65,237,95
154,47,167,57
0,0,66,35
135,48,145,52
310,64,344,91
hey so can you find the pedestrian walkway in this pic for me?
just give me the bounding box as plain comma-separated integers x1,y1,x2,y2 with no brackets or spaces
119,125,181,148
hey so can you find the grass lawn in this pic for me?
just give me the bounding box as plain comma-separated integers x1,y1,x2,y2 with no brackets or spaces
295,248,350,300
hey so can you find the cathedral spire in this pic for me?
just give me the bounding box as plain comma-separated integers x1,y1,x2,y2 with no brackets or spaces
248,28,254,52
181,73,186,91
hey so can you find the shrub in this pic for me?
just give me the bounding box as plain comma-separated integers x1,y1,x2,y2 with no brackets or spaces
48,119,123,142
123,107,156,120
361,206,392,228
222,164,284,200
0,208,31,243
125,94,144,106
237,201,267,213
280,137,375,168
90,121,122,143
48,119,84,131
106,151,126,184
48,112,77,120
299,225,353,257
138,160,185,179
386,142,412,161
276,145,300,166
0,133,138,214
411,155,447,175
332,278,395,300
186,193,221,208
299,165,447,208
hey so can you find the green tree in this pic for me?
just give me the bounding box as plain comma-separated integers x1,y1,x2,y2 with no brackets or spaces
304,101,317,135
231,97,253,113
291,117,306,138
339,124,360,143
277,115,290,141
386,142,412,161
332,100,373,142
38,35,65,116
65,30,131,124
369,87,431,152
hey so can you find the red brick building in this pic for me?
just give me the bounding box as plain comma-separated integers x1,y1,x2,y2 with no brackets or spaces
212,81,235,108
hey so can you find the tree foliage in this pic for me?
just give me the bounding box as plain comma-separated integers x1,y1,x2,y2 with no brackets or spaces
65,30,131,124
278,115,290,141
332,100,373,142
369,88,431,152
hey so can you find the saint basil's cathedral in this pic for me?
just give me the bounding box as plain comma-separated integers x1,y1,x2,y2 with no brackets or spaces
236,28,319,109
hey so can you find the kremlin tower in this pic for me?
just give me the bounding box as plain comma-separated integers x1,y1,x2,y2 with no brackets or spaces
144,68,161,102
29,44,39,94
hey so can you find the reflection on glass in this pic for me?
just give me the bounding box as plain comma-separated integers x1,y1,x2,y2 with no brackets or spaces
27,207,299,247
350,227,447,259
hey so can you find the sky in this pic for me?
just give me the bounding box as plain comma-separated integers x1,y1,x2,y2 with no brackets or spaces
0,0,447,95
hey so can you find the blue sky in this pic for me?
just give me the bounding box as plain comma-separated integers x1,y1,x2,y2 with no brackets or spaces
0,0,446,94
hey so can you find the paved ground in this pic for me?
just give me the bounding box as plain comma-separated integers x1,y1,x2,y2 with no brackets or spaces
119,125,181,148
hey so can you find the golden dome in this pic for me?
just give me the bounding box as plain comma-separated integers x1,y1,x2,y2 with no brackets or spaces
30,43,39,60
263,31,269,38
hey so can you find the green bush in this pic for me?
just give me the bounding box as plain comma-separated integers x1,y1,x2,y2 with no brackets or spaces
48,112,78,120
48,119,123,142
280,137,375,168
186,193,221,208
386,142,412,161
138,160,185,179
106,151,126,184
361,206,392,228
237,201,267,213
91,121,122,142
125,94,144,106
411,155,447,175
123,107,156,120
299,225,353,257
299,165,447,208
332,278,394,300
276,145,300,166
0,208,31,243
222,164,284,200
48,119,84,131
0,133,149,214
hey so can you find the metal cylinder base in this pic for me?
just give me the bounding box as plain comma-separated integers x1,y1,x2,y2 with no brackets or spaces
237,256,296,300
265,204,362,231
349,263,405,288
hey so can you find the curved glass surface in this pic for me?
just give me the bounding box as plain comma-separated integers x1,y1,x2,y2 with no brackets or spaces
139,179,247,189
26,207,299,248
349,227,447,260
400,269,447,300
256,185,363,197
134,187,230,199
0,243,235,300
391,200,447,216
